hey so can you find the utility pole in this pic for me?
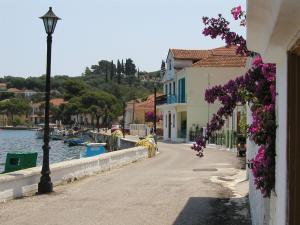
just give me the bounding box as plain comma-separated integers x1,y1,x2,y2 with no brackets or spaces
154,87,157,133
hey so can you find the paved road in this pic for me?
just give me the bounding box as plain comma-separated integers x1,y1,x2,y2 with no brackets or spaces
0,142,250,225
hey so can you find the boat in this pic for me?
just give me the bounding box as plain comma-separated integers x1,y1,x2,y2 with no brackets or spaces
35,125,64,140
85,143,106,157
66,138,85,147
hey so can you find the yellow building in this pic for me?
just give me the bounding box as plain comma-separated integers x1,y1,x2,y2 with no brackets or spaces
158,46,249,142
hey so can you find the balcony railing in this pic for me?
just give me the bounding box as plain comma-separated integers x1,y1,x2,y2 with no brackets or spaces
167,95,177,104
155,95,167,105
156,94,186,105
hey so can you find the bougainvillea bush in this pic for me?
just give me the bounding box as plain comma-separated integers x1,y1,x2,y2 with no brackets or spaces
192,6,276,197
145,111,154,122
145,111,163,122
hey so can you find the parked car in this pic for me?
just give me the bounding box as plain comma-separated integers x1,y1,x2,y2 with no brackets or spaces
236,135,246,157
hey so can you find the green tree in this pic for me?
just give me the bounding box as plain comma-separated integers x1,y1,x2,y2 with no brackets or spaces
160,60,166,78
84,67,92,76
110,60,115,80
80,91,121,130
90,60,112,76
3,76,26,89
0,98,30,125
124,58,136,76
125,58,136,86
121,59,125,74
63,79,87,100
116,60,122,84
105,63,108,82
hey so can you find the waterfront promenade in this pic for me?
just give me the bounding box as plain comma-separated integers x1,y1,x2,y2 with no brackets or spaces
0,142,251,225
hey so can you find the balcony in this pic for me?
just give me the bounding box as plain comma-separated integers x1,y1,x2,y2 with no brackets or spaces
167,95,177,104
156,94,186,105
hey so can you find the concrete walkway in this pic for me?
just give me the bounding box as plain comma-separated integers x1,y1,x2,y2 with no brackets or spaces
0,142,251,225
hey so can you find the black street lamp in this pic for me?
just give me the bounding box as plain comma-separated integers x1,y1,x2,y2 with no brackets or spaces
38,7,61,194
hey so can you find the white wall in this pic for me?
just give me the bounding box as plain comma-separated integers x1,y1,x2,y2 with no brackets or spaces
0,146,148,202
247,105,270,225
246,1,299,223
174,59,194,69
247,56,288,225
180,67,248,140
272,54,288,225
164,52,175,82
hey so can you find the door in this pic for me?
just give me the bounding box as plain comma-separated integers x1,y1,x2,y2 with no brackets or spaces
287,51,300,225
168,112,171,139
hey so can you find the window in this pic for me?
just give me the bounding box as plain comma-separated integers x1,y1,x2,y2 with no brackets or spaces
178,78,186,103
169,83,172,95
169,59,172,70
165,84,168,95
173,81,175,94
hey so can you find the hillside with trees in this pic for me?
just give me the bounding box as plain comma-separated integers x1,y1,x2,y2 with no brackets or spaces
0,58,163,125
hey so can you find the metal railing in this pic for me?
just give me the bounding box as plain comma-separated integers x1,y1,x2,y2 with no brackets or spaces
156,94,186,105
208,130,237,149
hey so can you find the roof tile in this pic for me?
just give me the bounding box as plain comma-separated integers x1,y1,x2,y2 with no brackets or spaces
171,49,211,60
170,46,247,68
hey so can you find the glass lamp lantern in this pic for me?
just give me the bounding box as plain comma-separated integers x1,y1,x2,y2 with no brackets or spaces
39,7,61,35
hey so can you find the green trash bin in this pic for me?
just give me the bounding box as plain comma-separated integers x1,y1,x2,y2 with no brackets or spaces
4,152,38,173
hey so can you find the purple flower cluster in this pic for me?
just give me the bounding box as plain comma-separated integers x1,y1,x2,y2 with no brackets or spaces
145,111,162,122
202,8,250,56
251,145,275,197
145,111,154,122
231,6,246,26
196,55,276,197
191,136,206,157
195,7,277,197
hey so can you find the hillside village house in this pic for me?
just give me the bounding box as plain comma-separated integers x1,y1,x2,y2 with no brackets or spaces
70,112,94,127
0,83,7,91
30,98,66,125
158,46,249,142
23,89,37,98
7,87,22,94
125,94,162,124
125,94,163,136
246,1,300,225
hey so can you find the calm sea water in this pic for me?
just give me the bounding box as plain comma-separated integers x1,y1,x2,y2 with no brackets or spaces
0,130,86,172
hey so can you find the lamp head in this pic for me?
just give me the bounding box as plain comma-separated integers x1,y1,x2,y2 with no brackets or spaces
40,7,61,35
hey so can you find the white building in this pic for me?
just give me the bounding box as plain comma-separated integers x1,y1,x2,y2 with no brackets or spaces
158,46,249,142
247,1,300,225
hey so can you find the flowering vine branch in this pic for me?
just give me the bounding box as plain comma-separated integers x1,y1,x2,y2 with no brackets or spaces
192,6,276,197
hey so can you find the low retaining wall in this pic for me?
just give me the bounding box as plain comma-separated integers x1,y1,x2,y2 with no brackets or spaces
91,132,137,150
0,146,148,202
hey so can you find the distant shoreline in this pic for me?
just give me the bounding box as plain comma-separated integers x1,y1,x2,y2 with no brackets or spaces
0,126,37,131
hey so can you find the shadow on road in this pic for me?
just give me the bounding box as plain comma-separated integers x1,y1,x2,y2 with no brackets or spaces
172,196,251,225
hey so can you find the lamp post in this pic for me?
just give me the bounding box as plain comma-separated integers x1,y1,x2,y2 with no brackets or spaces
122,101,126,138
153,86,157,134
38,7,61,194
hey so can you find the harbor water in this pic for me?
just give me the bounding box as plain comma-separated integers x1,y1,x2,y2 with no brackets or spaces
0,129,86,173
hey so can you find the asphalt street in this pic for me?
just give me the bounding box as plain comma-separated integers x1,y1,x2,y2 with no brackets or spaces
0,142,251,225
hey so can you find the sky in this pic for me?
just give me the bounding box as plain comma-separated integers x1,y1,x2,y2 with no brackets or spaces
0,0,246,78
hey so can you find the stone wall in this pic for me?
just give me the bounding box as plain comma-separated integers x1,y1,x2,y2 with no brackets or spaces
0,146,148,202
